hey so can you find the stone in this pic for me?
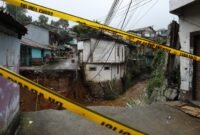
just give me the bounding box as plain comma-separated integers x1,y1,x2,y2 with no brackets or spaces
165,88,178,100
156,96,167,102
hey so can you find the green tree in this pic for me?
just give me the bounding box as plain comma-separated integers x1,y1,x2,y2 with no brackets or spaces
51,19,69,31
6,4,32,24
38,15,49,25
33,15,50,28
72,23,100,39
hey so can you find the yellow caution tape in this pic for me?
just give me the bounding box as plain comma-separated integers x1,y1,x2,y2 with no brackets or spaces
0,66,144,135
2,0,200,62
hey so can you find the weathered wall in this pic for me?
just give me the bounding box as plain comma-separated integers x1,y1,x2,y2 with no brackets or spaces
25,24,49,45
20,71,89,112
84,63,125,82
82,39,126,63
177,4,200,91
87,79,123,99
0,32,20,133
169,0,195,12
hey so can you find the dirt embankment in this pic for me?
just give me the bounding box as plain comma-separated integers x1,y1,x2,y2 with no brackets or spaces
88,80,148,106
20,70,89,112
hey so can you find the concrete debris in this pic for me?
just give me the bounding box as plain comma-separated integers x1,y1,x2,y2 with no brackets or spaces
156,96,167,102
164,88,178,100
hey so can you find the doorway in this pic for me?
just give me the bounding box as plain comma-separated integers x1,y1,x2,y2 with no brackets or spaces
192,33,200,100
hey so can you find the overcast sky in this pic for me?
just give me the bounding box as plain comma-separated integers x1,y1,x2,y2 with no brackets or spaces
1,0,178,30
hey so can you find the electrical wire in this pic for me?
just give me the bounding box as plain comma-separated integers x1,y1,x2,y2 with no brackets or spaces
97,0,143,21
104,0,121,25
120,0,133,29
106,0,153,29
97,0,150,22
114,0,152,19
122,0,142,30
86,0,122,63
132,0,159,28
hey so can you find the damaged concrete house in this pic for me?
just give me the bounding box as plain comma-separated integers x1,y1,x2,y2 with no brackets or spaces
20,24,52,67
19,24,86,112
170,0,200,101
78,35,127,99
0,11,27,134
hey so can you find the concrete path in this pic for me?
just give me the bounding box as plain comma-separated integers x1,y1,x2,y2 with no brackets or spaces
17,103,200,135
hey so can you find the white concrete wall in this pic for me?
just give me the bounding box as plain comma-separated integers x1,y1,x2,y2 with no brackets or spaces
176,4,200,91
82,39,126,63
24,24,49,45
85,63,125,82
170,0,195,12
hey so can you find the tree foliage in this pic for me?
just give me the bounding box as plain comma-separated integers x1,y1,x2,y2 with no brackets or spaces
33,15,49,28
6,4,32,24
72,23,100,39
38,15,48,25
51,19,69,31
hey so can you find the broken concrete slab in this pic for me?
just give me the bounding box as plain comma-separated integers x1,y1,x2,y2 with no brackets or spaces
17,103,200,135
165,88,178,100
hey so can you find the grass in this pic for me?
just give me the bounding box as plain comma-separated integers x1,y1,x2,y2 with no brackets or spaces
146,51,166,100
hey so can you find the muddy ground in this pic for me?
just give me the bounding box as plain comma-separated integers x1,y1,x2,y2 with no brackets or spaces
88,80,147,106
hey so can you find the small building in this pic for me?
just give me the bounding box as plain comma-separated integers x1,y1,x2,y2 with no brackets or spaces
20,24,52,67
170,0,200,100
156,29,168,37
0,11,27,134
78,36,126,82
129,26,156,39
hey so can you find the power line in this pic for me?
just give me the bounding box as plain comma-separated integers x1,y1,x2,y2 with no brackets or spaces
123,0,143,30
120,0,133,29
96,0,142,21
105,0,153,29
97,0,150,22
132,0,159,28
86,0,122,63
104,0,121,25
114,0,152,19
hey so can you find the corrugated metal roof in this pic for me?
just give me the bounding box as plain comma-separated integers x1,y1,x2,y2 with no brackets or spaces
0,10,27,38
21,38,52,50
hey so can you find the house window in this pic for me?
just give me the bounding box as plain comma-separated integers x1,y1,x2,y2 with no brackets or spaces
89,67,96,71
104,66,110,70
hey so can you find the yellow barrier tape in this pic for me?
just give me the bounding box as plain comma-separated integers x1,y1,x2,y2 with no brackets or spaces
0,66,144,135
2,0,200,62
